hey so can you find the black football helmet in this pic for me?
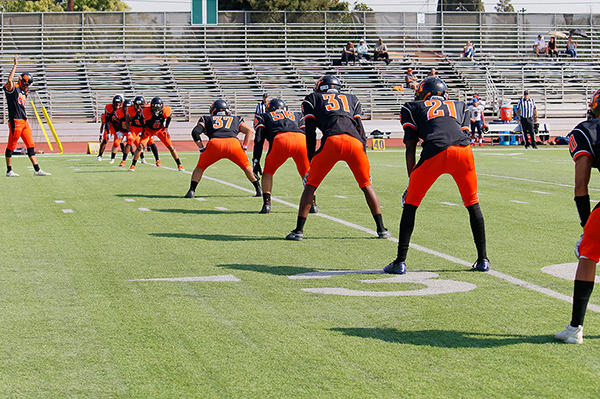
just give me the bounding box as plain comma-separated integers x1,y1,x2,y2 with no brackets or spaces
267,98,287,112
589,89,600,119
112,94,124,109
133,96,145,109
19,72,33,89
210,99,230,116
150,97,164,116
123,99,133,108
314,75,341,93
415,77,449,101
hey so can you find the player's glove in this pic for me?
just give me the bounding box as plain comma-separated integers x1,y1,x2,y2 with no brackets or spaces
575,234,584,259
199,146,205,153
243,145,248,151
401,185,408,208
253,159,262,177
116,132,124,140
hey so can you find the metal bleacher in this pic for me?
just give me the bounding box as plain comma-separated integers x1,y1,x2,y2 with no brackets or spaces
0,10,598,124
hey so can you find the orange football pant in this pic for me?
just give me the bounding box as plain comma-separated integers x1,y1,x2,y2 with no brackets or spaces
7,119,34,150
197,137,250,170
263,132,309,177
140,128,172,147
580,206,600,263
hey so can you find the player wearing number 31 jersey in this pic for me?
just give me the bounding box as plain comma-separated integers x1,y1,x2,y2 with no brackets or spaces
285,74,391,241
384,77,490,275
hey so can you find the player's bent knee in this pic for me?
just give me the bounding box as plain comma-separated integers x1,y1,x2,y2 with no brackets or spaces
5,148,12,158
26,147,36,157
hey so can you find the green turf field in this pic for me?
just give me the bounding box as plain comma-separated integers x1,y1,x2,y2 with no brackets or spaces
1,147,599,398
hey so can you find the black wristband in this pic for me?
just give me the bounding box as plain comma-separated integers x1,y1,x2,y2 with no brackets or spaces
575,195,591,227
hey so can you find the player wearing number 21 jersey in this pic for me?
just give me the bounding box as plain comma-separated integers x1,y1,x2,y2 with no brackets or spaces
285,74,391,241
384,76,490,275
184,99,262,199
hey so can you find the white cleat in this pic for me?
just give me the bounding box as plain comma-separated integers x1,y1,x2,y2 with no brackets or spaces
6,170,19,177
34,169,51,176
96,156,102,162
140,158,148,164
555,324,584,344
108,159,115,164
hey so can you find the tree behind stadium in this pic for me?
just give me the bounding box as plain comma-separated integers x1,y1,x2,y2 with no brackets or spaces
0,0,130,12
219,0,350,11
437,0,485,12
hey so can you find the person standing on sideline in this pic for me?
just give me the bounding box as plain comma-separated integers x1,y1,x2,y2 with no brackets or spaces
555,89,600,344
469,97,486,146
285,75,391,241
255,93,269,116
516,90,538,149
4,55,50,177
383,77,490,275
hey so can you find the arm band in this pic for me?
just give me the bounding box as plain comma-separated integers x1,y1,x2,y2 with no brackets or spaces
575,195,591,227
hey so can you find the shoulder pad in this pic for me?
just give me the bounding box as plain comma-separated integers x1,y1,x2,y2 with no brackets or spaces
163,106,172,118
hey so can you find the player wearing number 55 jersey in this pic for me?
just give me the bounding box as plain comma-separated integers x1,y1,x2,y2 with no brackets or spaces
384,77,490,275
184,99,262,198
285,75,391,241
555,89,600,345
253,98,310,214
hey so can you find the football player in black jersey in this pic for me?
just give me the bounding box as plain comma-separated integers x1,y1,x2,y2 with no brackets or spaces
184,99,262,198
253,98,310,214
555,89,600,344
285,75,391,241
384,77,490,275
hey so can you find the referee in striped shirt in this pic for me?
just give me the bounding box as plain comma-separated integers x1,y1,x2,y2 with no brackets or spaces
516,90,538,149
255,93,269,116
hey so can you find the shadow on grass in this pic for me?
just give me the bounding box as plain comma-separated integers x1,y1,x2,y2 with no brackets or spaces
152,208,257,215
116,193,253,199
149,232,278,241
216,263,320,276
330,327,597,347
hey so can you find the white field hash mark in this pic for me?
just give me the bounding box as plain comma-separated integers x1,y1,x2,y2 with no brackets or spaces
55,200,65,203
62,209,73,213
510,200,529,204
125,199,135,202
138,208,150,212
171,166,600,313
129,275,241,282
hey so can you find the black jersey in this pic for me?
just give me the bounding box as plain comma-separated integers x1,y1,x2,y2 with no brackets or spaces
193,115,245,140
253,110,305,161
3,83,28,121
302,91,366,146
142,106,172,131
568,118,600,170
401,98,471,161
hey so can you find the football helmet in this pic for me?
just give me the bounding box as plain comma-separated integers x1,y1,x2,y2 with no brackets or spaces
210,99,230,116
133,96,145,109
19,72,33,88
589,89,600,118
123,99,133,108
314,75,341,93
415,77,449,101
267,98,287,112
112,94,124,109
150,97,164,116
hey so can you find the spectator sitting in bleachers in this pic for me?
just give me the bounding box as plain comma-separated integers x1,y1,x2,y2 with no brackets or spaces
461,41,475,60
341,42,356,65
356,39,371,62
405,68,418,91
533,35,548,56
373,38,391,65
566,35,578,58
548,37,559,57
427,68,437,77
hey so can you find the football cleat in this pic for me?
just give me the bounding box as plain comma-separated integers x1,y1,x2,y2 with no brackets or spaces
555,324,584,344
6,170,19,177
155,160,161,167
184,190,195,199
178,165,185,171
260,203,271,214
285,230,303,241
383,260,407,275
119,160,126,167
128,165,135,172
34,169,51,176
108,159,115,164
472,258,491,272
96,156,102,162
140,158,148,164
309,197,318,214
254,186,263,197
377,229,392,239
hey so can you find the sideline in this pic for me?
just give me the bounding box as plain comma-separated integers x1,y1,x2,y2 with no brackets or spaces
165,165,599,313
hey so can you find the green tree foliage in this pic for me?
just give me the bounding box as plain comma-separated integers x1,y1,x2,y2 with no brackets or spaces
436,0,485,12
352,2,373,11
494,0,515,12
0,0,130,12
219,0,349,11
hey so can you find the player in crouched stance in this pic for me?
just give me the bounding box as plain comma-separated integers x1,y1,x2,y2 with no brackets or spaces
253,98,313,214
555,89,600,344
129,97,184,172
184,99,262,198
285,75,390,241
383,77,490,275
4,55,50,177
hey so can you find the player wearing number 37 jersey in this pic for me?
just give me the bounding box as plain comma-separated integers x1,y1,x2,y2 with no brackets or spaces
285,74,391,241
384,76,490,275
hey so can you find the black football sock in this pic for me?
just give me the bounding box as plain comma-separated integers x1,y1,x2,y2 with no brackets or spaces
373,213,385,232
252,179,261,190
467,203,487,261
189,181,199,192
263,193,271,205
396,204,417,262
7,166,12,173
571,280,595,327
131,159,138,166
122,152,128,161
175,158,181,166
294,216,306,233
149,144,159,160
110,152,116,160
33,164,40,172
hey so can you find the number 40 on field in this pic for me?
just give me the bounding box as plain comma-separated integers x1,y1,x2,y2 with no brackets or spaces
372,138,385,151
